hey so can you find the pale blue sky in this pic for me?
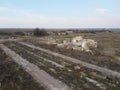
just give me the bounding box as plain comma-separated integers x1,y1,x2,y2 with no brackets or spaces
0,0,120,28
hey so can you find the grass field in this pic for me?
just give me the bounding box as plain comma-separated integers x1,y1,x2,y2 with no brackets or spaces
0,30,120,90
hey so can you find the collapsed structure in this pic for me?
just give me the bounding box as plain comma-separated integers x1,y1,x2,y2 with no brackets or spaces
57,36,97,54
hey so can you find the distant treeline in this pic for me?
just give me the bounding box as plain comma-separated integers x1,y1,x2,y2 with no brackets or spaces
72,30,112,33
0,28,49,36
0,28,112,36
0,31,25,36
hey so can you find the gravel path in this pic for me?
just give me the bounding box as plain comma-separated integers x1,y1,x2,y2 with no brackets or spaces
19,42,120,79
0,44,71,90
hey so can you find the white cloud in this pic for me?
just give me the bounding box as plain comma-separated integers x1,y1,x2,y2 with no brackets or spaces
0,6,120,28
95,8,108,14
0,6,17,12
0,6,9,11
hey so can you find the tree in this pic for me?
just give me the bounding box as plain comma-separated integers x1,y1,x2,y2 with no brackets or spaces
34,28,40,36
33,28,48,36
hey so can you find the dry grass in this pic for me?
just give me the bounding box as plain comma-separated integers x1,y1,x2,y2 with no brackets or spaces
0,48,45,90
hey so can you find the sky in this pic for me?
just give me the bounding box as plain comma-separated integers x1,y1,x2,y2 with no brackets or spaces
0,0,120,28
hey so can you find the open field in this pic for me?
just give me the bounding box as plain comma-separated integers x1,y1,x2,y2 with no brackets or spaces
0,30,120,90
2,41,120,90
22,32,120,71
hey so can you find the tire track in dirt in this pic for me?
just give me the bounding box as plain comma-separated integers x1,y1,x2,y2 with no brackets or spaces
19,42,120,79
0,44,71,90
